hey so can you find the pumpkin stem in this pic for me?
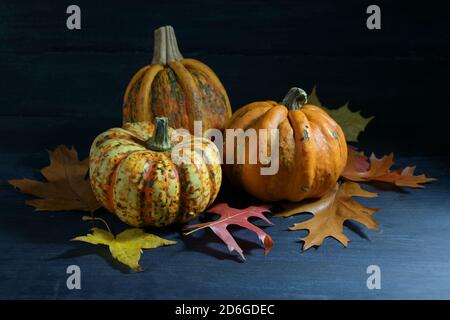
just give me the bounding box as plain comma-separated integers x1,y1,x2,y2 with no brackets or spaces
282,87,308,110
147,117,174,152
152,25,184,65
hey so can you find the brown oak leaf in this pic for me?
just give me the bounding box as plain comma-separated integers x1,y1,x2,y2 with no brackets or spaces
275,182,379,251
342,148,435,188
183,203,273,260
9,145,101,212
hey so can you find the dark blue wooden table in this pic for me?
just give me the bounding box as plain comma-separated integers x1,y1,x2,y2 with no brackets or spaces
1,116,449,299
1,0,450,299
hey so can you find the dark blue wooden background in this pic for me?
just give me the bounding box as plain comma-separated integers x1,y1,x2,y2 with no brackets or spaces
1,0,450,299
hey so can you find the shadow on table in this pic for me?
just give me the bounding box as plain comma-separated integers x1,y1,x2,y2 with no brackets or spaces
3,172,379,269
51,243,132,273
344,220,374,242
178,223,269,263
362,181,410,193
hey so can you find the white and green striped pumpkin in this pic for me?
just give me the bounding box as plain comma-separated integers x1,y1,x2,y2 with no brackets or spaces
89,117,222,227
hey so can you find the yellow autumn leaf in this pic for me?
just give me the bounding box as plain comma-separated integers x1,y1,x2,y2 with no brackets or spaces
308,86,374,142
72,227,176,272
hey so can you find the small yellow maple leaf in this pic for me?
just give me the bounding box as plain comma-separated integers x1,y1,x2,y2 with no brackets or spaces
308,86,374,142
275,182,379,251
72,226,176,271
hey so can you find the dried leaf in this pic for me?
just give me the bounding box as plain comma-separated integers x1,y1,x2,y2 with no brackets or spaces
343,148,436,188
183,203,273,260
308,86,374,142
72,226,176,272
275,182,379,250
306,86,323,106
346,145,370,172
9,145,101,212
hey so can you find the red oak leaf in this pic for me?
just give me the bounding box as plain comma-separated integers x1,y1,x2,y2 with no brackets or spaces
342,148,435,188
183,203,273,260
346,145,370,172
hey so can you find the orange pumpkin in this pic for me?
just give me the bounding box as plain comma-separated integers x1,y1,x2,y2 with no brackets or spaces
123,25,231,133
224,87,348,202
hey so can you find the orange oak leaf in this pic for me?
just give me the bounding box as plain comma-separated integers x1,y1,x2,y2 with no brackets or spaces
342,148,435,188
183,203,273,260
9,145,101,212
275,182,379,251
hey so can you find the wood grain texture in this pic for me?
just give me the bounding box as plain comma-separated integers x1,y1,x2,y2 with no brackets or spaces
1,52,448,155
1,0,449,57
0,0,449,154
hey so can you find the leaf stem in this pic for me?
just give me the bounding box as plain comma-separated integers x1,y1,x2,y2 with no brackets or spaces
183,214,244,236
183,224,211,236
82,215,112,233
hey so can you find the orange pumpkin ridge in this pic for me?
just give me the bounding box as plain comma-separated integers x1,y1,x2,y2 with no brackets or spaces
224,87,348,202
